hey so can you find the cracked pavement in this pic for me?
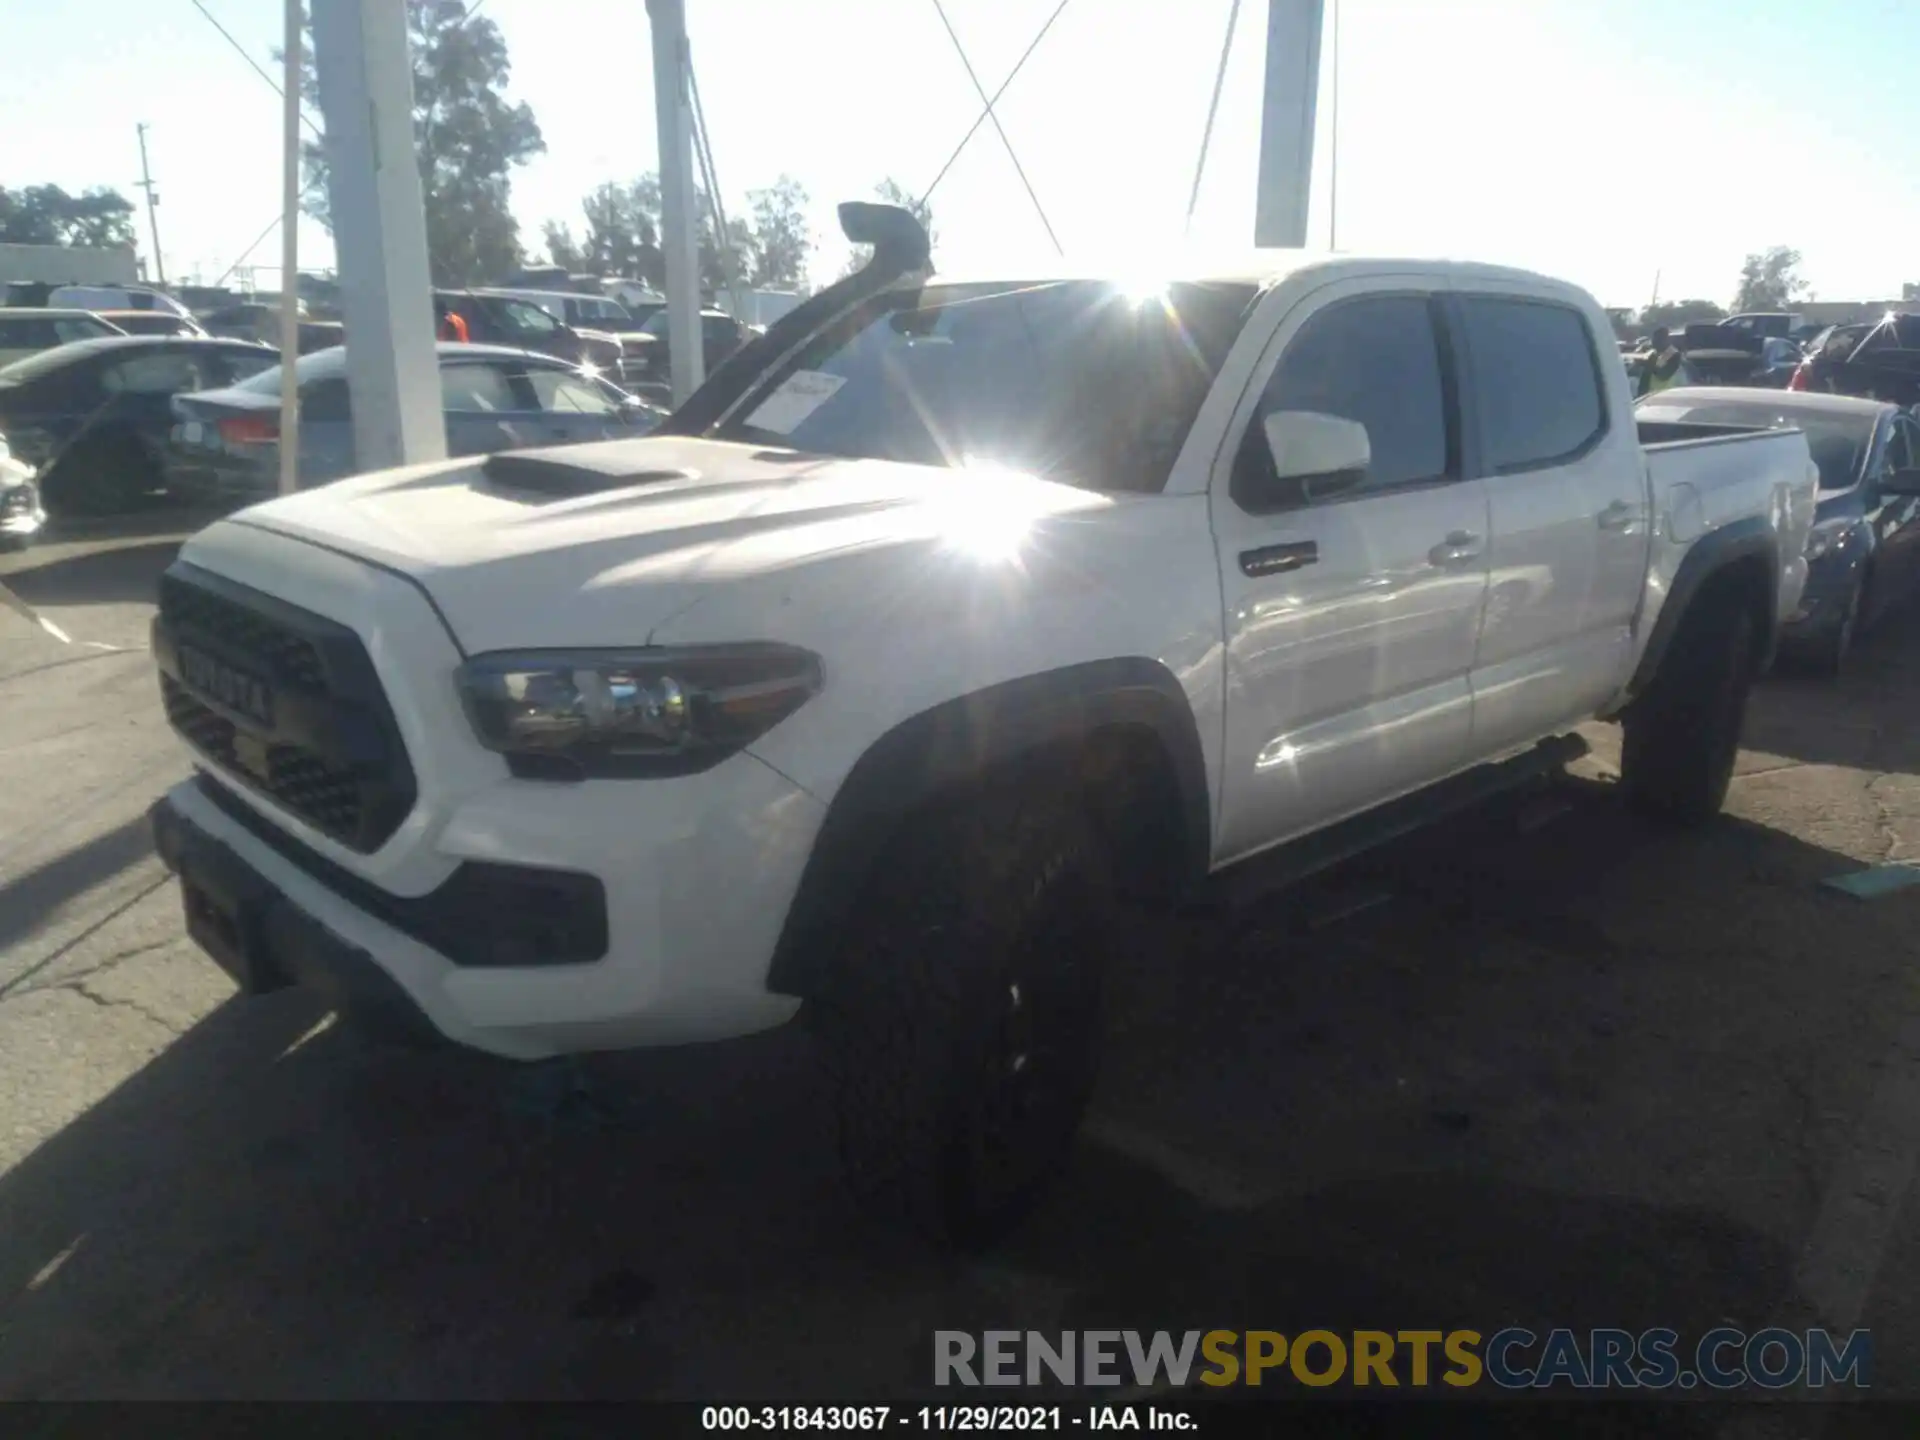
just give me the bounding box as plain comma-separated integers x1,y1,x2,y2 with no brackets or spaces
7,529,1920,1422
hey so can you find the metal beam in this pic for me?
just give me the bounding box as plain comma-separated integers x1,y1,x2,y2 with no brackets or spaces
1253,0,1325,250
648,0,704,404
311,0,444,473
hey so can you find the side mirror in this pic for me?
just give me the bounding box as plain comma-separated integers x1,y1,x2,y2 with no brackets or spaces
1262,410,1370,503
1882,467,1920,497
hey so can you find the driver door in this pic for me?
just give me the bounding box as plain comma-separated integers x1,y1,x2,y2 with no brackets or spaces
1209,283,1491,863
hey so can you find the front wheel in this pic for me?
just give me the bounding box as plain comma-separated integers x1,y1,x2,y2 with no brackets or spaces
1620,588,1758,827
813,782,1115,1248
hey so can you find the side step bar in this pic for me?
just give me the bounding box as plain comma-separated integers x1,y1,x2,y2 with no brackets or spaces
1189,733,1591,913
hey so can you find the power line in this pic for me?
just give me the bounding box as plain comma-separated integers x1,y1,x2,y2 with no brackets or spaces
1185,0,1242,235
188,0,323,140
927,0,1063,257
918,0,1074,210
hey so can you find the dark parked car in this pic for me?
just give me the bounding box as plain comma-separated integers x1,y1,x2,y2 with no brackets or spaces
1636,386,1920,672
619,306,753,395
0,335,278,515
167,342,663,499
434,290,624,375
200,302,344,354
1787,313,1920,405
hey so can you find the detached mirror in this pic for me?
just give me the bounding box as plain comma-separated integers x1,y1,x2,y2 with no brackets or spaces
1262,410,1370,503
1882,466,1920,498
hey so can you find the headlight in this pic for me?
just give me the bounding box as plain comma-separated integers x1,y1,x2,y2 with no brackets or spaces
456,644,823,778
1804,518,1856,562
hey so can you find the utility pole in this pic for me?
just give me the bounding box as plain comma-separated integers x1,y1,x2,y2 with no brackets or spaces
649,0,704,405
1327,0,1340,250
135,123,167,286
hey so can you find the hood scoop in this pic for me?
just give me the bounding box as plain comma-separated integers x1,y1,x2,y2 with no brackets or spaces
482,449,698,500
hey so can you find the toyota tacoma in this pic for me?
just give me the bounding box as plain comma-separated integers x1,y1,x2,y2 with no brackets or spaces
150,203,1817,1244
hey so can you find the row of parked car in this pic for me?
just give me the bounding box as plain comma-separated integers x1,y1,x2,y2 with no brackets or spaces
0,307,677,542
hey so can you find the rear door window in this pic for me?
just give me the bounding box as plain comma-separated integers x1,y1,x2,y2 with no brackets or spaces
439,362,522,413
1458,296,1608,472
101,350,215,394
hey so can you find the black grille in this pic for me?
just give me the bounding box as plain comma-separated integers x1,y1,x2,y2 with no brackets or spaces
155,563,417,852
157,573,327,689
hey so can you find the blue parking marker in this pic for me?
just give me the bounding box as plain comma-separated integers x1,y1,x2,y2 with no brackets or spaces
1822,863,1920,900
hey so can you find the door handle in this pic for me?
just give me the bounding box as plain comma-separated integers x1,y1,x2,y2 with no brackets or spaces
1598,499,1636,531
1240,540,1319,577
1427,531,1483,567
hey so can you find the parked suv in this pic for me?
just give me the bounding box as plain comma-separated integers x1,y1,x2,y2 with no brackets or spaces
149,203,1816,1247
435,290,623,375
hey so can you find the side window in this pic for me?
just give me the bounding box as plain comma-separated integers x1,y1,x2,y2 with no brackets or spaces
439,363,520,412
0,319,54,348
101,351,210,394
303,377,352,423
1233,293,1449,511
1459,296,1607,473
1883,419,1914,476
522,366,619,416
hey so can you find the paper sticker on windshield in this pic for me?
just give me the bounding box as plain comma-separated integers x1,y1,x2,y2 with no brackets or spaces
1636,406,1688,421
746,370,846,433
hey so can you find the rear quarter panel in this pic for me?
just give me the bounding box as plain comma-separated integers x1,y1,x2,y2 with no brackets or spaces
1634,428,1816,657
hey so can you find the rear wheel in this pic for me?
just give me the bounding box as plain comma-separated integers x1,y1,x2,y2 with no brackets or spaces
1807,578,1863,678
42,431,161,518
814,779,1115,1248
1620,586,1758,827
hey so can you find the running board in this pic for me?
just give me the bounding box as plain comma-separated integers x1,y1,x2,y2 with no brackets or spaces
1190,733,1591,913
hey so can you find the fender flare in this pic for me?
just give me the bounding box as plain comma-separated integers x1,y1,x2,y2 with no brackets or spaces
1626,515,1779,699
764,657,1211,998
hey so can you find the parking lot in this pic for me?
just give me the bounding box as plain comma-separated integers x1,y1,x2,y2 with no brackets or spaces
4,525,1920,1417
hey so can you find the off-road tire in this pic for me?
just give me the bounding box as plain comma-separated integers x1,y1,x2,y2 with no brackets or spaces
813,780,1116,1249
1620,587,1758,827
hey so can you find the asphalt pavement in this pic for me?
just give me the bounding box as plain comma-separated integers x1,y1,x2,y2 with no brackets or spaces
4,524,1920,1428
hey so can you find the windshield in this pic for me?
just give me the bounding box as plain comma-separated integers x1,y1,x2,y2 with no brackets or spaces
1644,399,1873,491
712,279,1258,492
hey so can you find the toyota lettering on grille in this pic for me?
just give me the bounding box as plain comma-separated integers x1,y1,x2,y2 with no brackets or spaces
178,644,275,727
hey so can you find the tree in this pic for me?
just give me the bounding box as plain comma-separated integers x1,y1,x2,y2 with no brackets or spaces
1641,299,1727,330
745,176,812,289
841,177,935,276
579,179,662,285
542,220,586,273
0,185,137,248
290,0,545,285
1732,247,1809,313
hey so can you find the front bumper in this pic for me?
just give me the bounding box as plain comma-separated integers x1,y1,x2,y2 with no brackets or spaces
152,523,826,1060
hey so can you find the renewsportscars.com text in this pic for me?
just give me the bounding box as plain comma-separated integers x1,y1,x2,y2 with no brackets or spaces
934,1327,1871,1390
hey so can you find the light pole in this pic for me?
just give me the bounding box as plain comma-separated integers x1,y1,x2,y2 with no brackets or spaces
135,124,166,285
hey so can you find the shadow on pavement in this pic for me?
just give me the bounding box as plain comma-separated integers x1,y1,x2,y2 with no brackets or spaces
2,540,182,610
1743,594,1920,774
1,770,1912,1413
0,815,155,967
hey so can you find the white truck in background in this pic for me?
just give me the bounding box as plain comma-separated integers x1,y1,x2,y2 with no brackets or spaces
149,203,1816,1247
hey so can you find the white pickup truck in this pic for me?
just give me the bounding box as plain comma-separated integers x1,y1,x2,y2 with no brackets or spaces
149,204,1815,1246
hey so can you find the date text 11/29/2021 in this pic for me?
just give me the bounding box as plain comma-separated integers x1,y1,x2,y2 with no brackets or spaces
702,1407,1191,1431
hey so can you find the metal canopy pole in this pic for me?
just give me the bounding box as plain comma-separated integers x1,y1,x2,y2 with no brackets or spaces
311,0,445,473
1253,0,1326,249
648,0,704,404
278,0,302,495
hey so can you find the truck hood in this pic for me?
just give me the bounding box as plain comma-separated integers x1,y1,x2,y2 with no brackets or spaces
219,436,1110,652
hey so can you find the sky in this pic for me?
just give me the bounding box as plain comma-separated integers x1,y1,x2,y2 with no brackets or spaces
5,0,1920,310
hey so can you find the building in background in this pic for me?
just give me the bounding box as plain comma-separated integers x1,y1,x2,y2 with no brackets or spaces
0,243,138,289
